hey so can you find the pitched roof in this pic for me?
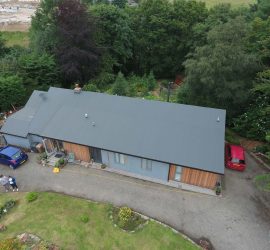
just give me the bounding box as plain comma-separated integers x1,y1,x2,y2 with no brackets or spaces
1,87,226,174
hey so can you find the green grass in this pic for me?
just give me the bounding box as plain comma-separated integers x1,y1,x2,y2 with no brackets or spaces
199,0,256,8
0,192,199,250
225,128,241,145
254,174,270,192
1,31,29,47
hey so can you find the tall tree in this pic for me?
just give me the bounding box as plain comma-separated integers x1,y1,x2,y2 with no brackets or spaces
55,0,100,87
130,0,207,78
180,17,260,119
90,4,133,73
30,0,59,53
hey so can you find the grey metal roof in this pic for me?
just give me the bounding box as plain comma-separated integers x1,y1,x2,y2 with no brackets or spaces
2,87,226,174
0,90,47,137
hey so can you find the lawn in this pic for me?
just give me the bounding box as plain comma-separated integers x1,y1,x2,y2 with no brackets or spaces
0,192,199,250
1,31,29,47
199,0,256,8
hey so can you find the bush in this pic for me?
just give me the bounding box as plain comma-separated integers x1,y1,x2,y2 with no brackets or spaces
26,192,38,202
0,200,16,219
80,215,89,223
118,207,133,227
0,238,22,250
255,145,269,154
58,158,65,166
83,83,100,92
101,164,107,169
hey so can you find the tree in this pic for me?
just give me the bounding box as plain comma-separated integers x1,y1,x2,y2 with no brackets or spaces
181,17,260,119
90,4,133,73
256,0,270,19
112,72,129,96
30,0,59,53
18,52,59,91
55,0,100,87
0,75,26,111
0,33,7,57
130,0,207,77
233,69,270,140
249,17,270,65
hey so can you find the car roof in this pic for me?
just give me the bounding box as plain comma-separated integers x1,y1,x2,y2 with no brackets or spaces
230,145,245,160
0,146,20,157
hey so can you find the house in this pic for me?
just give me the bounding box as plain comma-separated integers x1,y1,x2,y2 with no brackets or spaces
0,87,226,194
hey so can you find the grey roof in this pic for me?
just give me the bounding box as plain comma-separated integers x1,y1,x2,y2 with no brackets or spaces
1,87,226,174
0,90,47,137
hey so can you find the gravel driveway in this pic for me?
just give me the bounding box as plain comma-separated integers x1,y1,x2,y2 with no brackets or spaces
0,153,269,250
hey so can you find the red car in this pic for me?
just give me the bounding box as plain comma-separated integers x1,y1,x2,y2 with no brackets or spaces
225,144,246,171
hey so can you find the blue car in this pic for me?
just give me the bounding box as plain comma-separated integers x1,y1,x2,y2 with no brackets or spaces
0,146,28,169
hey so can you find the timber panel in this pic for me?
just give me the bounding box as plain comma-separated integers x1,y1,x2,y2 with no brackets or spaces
181,167,219,189
63,142,91,162
168,164,176,180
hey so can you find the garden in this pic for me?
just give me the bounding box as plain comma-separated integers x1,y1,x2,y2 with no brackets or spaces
0,192,199,250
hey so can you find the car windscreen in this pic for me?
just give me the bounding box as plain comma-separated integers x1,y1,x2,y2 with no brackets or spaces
11,150,21,160
231,158,245,164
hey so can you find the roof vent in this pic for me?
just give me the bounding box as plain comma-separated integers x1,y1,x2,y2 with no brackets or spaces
92,122,95,127
85,113,88,118
74,83,82,94
217,116,220,122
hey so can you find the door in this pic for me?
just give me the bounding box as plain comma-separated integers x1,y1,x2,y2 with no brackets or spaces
91,148,102,163
0,154,10,166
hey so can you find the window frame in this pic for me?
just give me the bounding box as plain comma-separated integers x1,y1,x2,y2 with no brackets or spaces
141,159,152,171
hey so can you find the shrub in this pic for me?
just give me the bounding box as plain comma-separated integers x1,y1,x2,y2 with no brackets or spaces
58,158,65,166
80,215,89,223
0,238,22,250
101,164,107,169
118,207,132,227
0,199,16,219
83,83,100,92
26,192,38,202
255,145,269,154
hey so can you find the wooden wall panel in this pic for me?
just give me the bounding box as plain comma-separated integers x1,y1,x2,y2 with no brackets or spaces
168,164,176,180
181,167,219,189
63,142,91,162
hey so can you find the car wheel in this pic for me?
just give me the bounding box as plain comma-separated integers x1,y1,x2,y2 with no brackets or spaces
9,165,15,170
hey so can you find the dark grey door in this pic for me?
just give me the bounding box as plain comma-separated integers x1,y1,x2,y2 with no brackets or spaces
91,148,102,163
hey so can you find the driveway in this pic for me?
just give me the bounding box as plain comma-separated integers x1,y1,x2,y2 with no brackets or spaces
0,153,269,250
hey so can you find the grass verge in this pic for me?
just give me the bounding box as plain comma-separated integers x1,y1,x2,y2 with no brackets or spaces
0,192,199,250
254,174,270,192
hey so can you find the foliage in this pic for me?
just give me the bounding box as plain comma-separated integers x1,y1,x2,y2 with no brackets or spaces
90,4,133,73
0,238,22,250
55,0,100,87
80,215,90,223
255,0,270,20
225,129,241,145
89,70,115,90
111,206,147,231
130,0,208,77
18,52,58,89
182,16,260,119
112,0,127,8
112,72,129,96
233,69,270,140
249,17,270,65
26,192,38,202
254,144,269,154
83,83,100,92
0,200,16,219
0,75,26,111
254,174,270,192
58,158,65,166
30,0,59,54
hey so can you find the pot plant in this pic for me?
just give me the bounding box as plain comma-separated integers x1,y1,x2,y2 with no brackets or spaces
58,158,66,168
215,182,221,196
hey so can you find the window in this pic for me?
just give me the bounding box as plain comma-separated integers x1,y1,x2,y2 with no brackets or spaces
114,153,126,164
174,166,182,181
141,159,152,171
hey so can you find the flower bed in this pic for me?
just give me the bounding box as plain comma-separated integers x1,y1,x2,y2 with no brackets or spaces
110,206,147,232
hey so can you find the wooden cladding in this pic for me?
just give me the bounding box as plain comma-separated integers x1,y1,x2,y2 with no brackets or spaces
63,142,91,162
168,164,176,180
181,167,219,189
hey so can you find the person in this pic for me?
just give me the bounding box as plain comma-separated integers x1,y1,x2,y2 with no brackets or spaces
0,175,11,192
8,176,18,192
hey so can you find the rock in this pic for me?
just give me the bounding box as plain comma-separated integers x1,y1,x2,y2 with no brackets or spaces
0,224,6,232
